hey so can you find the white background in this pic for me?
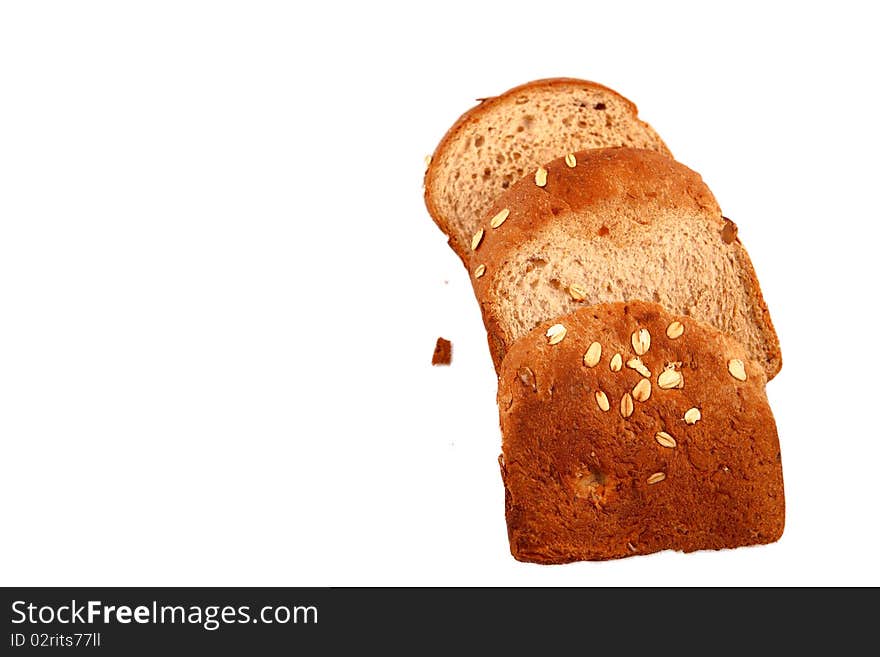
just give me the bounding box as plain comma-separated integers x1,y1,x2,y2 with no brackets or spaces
1,1,878,586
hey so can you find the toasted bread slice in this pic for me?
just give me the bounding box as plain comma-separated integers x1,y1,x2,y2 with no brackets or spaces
498,302,785,563
469,148,781,379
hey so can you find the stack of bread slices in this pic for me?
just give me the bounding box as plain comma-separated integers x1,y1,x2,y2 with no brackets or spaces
424,78,784,563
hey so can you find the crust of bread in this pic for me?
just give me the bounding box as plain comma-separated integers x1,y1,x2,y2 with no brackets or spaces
497,302,785,563
424,78,670,259
469,147,782,379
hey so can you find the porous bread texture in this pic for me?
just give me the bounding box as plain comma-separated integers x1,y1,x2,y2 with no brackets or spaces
497,302,785,563
424,78,670,259
470,148,782,379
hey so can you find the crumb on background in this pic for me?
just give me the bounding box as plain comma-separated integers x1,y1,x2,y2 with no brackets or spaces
432,337,452,366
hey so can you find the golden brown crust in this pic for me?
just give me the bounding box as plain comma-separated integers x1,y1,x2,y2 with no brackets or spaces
424,78,671,259
497,302,785,563
470,148,719,260
469,147,782,379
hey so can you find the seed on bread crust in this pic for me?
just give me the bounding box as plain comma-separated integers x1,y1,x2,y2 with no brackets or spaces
666,321,684,339
517,366,536,391
655,431,676,448
684,407,701,425
658,366,684,390
626,357,651,378
471,228,484,251
534,166,548,187
620,392,634,418
609,353,623,372
632,379,651,402
647,472,667,485
490,208,510,229
595,390,610,411
474,264,486,278
568,284,587,301
516,365,538,390
564,153,577,168
424,154,432,171
546,324,567,345
583,341,602,368
631,328,651,355
728,359,747,381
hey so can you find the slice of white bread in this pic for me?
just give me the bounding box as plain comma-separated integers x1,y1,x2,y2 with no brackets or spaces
424,78,670,260
468,148,782,379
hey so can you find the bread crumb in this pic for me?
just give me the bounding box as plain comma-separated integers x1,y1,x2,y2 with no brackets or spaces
721,216,738,244
432,338,452,366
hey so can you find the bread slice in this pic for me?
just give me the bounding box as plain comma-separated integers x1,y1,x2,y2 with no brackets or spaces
424,78,670,260
469,147,782,379
498,302,785,563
